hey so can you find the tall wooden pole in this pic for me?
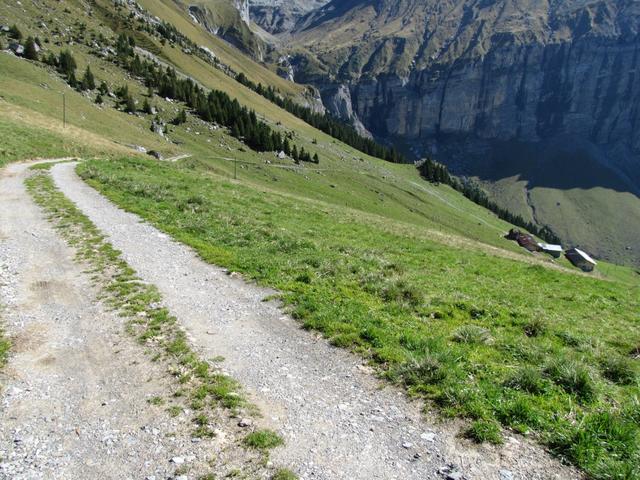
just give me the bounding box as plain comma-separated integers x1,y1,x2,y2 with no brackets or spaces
63,93,66,128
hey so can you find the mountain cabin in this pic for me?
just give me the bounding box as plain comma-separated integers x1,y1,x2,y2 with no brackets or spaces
566,248,597,272
538,243,563,258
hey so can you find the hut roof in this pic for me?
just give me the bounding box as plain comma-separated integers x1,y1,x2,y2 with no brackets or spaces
567,248,597,265
538,243,563,252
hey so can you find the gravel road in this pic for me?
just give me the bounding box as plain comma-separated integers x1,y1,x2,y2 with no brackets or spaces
50,162,581,480
0,163,249,479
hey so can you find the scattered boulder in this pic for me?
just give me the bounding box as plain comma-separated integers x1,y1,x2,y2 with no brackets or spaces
147,150,163,160
9,42,24,56
151,118,166,137
237,418,252,427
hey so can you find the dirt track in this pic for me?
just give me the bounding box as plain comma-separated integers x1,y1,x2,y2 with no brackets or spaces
37,160,580,480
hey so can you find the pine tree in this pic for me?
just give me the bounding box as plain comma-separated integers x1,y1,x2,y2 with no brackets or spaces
313,153,319,164
68,71,78,89
44,51,58,67
291,145,299,163
231,122,240,139
99,81,109,95
283,138,291,156
124,94,136,113
23,37,38,61
95,93,103,104
57,50,77,79
8,25,22,41
81,65,96,90
116,84,129,99
172,109,187,125
142,98,152,114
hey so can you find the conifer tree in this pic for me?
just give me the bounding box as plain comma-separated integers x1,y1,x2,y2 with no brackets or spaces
8,25,22,41
23,37,38,61
81,65,96,90
124,94,136,113
142,98,152,114
57,50,77,79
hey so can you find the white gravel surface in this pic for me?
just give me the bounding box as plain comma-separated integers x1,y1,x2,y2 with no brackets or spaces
49,162,581,480
0,162,249,480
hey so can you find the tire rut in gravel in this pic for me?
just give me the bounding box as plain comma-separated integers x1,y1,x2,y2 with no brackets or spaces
0,162,246,479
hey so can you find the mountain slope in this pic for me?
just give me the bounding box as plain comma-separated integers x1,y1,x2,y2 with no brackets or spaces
1,0,640,477
248,0,329,34
283,0,640,266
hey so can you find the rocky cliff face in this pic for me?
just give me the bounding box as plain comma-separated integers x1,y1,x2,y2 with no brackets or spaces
348,35,640,190
248,0,328,34
288,0,640,190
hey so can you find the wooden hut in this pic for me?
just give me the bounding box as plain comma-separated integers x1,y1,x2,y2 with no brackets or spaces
538,243,563,258
566,248,597,272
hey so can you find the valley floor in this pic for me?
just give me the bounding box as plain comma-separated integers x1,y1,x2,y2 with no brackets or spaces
0,159,581,479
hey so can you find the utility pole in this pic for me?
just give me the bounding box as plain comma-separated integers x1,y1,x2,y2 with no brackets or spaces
234,157,237,180
62,93,66,128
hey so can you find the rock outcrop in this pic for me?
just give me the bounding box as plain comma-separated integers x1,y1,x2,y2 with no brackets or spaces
248,0,328,34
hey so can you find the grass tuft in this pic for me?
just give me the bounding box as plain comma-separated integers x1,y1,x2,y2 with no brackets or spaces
243,429,284,451
271,469,298,480
452,325,492,345
523,318,547,338
0,327,10,370
464,419,503,445
504,367,546,395
600,356,637,385
544,359,597,402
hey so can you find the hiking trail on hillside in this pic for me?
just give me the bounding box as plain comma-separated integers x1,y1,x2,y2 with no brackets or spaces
40,161,580,480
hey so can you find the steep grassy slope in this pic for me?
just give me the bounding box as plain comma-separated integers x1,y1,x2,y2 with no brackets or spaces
133,0,307,100
1,1,640,478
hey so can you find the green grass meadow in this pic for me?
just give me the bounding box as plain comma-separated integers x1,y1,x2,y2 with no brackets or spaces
79,156,640,479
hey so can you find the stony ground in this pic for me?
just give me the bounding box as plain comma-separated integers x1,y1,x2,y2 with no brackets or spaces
38,161,580,480
0,162,259,480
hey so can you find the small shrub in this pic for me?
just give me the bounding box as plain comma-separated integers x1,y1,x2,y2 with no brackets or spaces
601,356,637,385
243,429,284,451
523,318,547,337
8,24,22,40
452,325,492,345
465,419,503,444
505,367,546,394
544,359,596,401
